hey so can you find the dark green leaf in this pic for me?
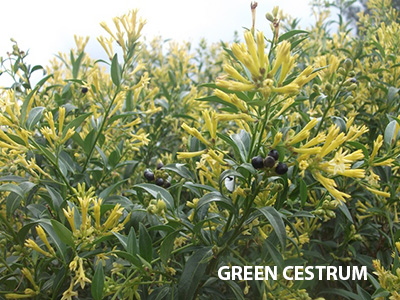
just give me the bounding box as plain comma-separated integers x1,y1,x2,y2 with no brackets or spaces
256,207,286,248
300,178,307,207
50,219,74,248
40,221,67,261
62,113,91,137
264,239,284,270
160,231,179,265
133,183,174,210
231,130,251,162
384,119,398,146
20,74,53,123
162,163,194,180
139,223,152,262
111,54,122,87
196,95,238,111
195,192,235,216
278,30,309,43
113,250,143,269
91,263,104,300
26,106,45,130
225,280,245,300
178,247,212,300
338,202,353,223
6,192,21,216
0,183,24,198
127,227,138,256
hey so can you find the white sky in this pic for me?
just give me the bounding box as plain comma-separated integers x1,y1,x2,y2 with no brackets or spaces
0,0,320,84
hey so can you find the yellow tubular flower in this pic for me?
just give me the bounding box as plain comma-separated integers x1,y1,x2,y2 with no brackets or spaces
270,41,291,76
366,187,390,198
177,149,207,159
318,125,346,158
100,22,117,40
346,125,369,142
258,227,268,240
202,110,216,140
74,35,89,53
216,79,256,91
24,239,52,257
102,204,124,231
61,281,78,300
35,226,55,255
60,128,75,144
75,258,91,289
273,98,294,118
278,55,296,85
0,130,20,148
181,123,210,146
271,132,283,148
13,129,29,147
287,118,319,145
372,158,395,166
271,83,299,94
214,89,231,103
244,31,260,71
302,133,326,148
292,147,322,154
292,66,319,87
223,64,251,84
257,31,267,71
5,289,39,299
215,113,255,122
21,268,39,291
97,36,113,60
313,171,350,202
58,107,65,134
44,112,56,138
63,206,76,232
78,196,91,231
229,94,248,112
208,150,226,165
370,135,383,161
339,169,365,178
231,43,246,63
93,198,102,229
214,90,247,112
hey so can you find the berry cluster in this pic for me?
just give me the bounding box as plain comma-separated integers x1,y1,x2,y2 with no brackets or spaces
143,162,171,188
251,149,288,175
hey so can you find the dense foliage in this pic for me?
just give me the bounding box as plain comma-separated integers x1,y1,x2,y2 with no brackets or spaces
1,0,400,299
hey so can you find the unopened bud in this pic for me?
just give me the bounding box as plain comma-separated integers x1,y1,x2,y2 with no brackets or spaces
325,83,332,92
344,58,353,71
338,67,346,76
272,6,279,17
266,12,274,22
347,83,357,91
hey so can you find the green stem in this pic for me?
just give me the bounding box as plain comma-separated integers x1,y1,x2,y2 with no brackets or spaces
81,88,121,172
315,76,346,135
0,213,18,241
150,243,194,265
29,139,74,194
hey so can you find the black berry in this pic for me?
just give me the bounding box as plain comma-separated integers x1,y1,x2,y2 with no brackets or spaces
155,178,164,186
251,156,264,169
81,87,88,94
264,156,276,168
268,149,279,161
350,78,357,83
275,162,288,175
164,180,171,188
156,162,164,170
144,170,155,181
